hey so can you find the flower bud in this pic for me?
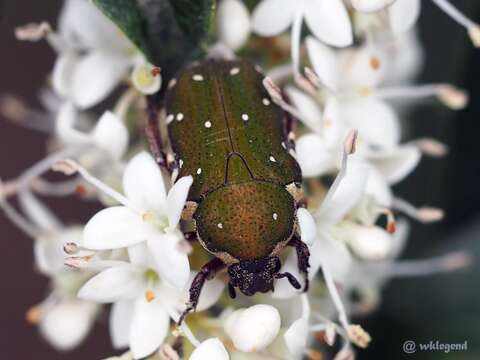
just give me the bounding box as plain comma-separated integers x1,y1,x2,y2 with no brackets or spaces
217,0,251,50
345,224,393,260
189,338,229,360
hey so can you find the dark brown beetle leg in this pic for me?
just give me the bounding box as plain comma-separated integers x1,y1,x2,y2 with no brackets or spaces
289,236,311,292
178,258,226,325
145,95,171,171
183,231,199,243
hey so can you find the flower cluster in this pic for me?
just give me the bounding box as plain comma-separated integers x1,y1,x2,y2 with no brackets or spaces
1,0,475,359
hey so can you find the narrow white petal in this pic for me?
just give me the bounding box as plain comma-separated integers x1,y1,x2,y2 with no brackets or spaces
92,111,129,160
317,161,369,226
123,152,168,214
110,300,134,349
71,51,130,109
297,208,317,246
78,265,144,303
195,276,225,312
389,0,421,34
83,206,154,250
39,300,97,351
284,318,309,358
366,145,421,184
352,0,396,13
339,45,387,89
217,0,251,50
128,242,152,267
295,134,333,177
365,166,393,207
285,86,323,132
52,51,77,98
306,36,338,91
129,297,170,359
190,338,229,360
18,190,62,231
166,176,193,229
252,0,297,36
304,0,352,47
55,102,90,145
147,233,190,290
390,218,410,258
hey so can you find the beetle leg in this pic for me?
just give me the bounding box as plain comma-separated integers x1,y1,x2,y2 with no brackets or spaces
178,258,226,325
145,95,171,172
183,231,198,243
228,282,236,299
289,236,311,292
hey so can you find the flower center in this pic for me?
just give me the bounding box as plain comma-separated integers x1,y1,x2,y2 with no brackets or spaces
142,210,169,232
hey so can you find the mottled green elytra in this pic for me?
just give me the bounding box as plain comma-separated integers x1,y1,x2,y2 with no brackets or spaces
166,60,302,262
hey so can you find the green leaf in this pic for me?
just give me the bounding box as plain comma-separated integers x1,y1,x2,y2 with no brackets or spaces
93,0,155,62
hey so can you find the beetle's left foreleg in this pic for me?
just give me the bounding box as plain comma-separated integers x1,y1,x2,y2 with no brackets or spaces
289,236,311,292
178,258,226,325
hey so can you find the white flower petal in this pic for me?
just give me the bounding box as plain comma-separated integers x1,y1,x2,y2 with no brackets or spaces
339,45,387,89
366,145,421,184
304,0,352,47
295,134,333,177
306,36,338,91
131,63,162,95
389,0,421,34
18,190,62,232
55,102,90,145
195,276,225,312
128,242,152,267
252,0,297,36
352,0,396,13
217,0,251,50
92,111,129,160
317,161,369,226
390,218,410,258
297,208,316,246
78,265,144,303
190,338,229,360
285,86,323,132
147,233,190,290
110,300,134,349
365,166,393,206
345,224,393,260
167,176,193,229
273,249,303,299
228,304,281,352
52,52,78,98
39,300,97,351
284,318,309,359
123,152,168,214
322,97,348,149
341,98,400,148
71,51,130,109
129,297,170,359
83,206,154,250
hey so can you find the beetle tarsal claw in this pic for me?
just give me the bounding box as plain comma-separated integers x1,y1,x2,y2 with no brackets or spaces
181,201,198,221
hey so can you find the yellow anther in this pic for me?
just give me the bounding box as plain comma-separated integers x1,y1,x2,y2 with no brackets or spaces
145,290,156,302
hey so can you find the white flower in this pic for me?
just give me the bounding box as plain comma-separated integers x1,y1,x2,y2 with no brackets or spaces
225,304,281,353
131,63,162,95
351,0,396,13
217,0,251,51
80,152,193,290
284,318,309,359
189,338,229,360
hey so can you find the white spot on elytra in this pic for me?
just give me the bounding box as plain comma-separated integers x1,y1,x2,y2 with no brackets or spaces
166,114,174,123
196,168,202,175
217,223,223,229
204,120,212,128
273,213,278,220
242,113,249,121
248,139,253,144
269,155,277,162
262,98,271,106
192,74,204,81
176,113,184,121
179,159,184,168
281,142,287,149
230,67,240,76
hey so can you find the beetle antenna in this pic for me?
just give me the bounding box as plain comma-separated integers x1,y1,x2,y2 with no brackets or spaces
275,272,301,289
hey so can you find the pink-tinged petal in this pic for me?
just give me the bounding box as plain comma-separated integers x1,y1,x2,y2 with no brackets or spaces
284,318,309,358
83,206,153,250
352,0,396,13
147,233,190,290
92,111,129,160
129,297,170,359
306,36,338,91
304,0,352,47
109,300,134,349
71,51,130,109
217,0,251,50
285,86,323,132
317,161,369,226
39,299,98,351
365,166,393,207
52,51,77,98
166,176,193,229
340,98,400,148
389,0,421,34
366,145,421,184
295,134,333,177
190,338,229,360
123,152,168,213
252,0,297,36
78,265,144,303
297,208,317,246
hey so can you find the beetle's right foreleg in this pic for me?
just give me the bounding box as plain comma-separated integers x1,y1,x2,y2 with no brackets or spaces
177,258,226,325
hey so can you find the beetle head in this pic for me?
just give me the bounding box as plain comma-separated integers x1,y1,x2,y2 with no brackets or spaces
227,256,301,296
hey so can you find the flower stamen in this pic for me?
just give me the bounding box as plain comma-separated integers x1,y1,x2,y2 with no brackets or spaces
393,198,444,223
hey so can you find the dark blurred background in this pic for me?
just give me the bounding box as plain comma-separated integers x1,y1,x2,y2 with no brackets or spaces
0,1,479,359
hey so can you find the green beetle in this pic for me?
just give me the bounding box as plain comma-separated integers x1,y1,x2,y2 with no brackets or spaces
146,60,310,323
